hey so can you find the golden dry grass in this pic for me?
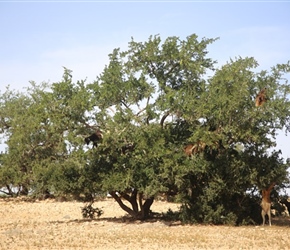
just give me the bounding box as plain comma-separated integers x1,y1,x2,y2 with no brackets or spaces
1,198,290,250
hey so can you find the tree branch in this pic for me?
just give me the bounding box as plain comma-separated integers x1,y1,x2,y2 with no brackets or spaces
160,111,170,128
109,191,137,217
121,100,131,110
165,62,180,77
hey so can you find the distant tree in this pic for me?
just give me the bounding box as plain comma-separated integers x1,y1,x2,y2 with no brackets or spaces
0,69,95,198
0,89,34,195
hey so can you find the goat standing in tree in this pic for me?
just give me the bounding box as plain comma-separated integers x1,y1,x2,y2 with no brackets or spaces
184,141,206,157
261,182,275,226
255,88,267,107
85,130,103,148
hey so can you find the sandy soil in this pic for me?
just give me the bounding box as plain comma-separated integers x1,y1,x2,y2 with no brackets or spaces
1,198,290,250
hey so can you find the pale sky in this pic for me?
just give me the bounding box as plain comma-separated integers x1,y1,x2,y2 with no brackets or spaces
0,0,289,158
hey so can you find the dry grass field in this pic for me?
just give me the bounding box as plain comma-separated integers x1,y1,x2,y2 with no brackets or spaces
1,198,290,250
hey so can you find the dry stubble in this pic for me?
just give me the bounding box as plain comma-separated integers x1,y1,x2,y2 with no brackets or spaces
0,198,290,250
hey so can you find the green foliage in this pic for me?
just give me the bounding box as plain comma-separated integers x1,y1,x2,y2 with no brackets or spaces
0,34,290,224
0,69,92,197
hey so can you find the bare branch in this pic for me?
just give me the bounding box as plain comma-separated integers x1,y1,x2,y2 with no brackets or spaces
136,97,151,117
121,100,131,110
160,111,170,128
165,62,180,77
109,191,135,217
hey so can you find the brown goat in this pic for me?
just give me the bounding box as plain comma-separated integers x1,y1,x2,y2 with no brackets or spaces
184,141,206,157
261,182,275,226
255,88,267,107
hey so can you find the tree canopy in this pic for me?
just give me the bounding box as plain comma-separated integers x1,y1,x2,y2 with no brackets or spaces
1,34,290,224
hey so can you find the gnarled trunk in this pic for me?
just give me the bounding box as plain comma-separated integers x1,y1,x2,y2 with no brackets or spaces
109,190,154,220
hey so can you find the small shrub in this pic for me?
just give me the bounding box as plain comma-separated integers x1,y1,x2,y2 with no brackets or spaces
81,203,104,219
162,208,180,221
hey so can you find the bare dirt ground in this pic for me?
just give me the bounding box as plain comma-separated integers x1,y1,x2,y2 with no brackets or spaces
1,198,290,250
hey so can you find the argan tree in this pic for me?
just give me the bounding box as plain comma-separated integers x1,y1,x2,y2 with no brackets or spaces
0,69,94,198
0,34,289,224
84,35,290,222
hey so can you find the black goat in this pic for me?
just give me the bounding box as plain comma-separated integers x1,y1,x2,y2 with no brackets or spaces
120,143,135,154
85,130,103,148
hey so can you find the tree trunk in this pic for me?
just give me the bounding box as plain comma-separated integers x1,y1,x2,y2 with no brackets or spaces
139,195,154,219
19,185,29,196
109,190,154,220
109,191,138,218
120,189,139,213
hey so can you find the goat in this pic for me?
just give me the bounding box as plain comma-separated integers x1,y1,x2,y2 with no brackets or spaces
184,141,206,157
120,143,135,155
184,144,194,157
84,130,103,148
261,182,275,226
255,88,267,107
84,130,135,155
